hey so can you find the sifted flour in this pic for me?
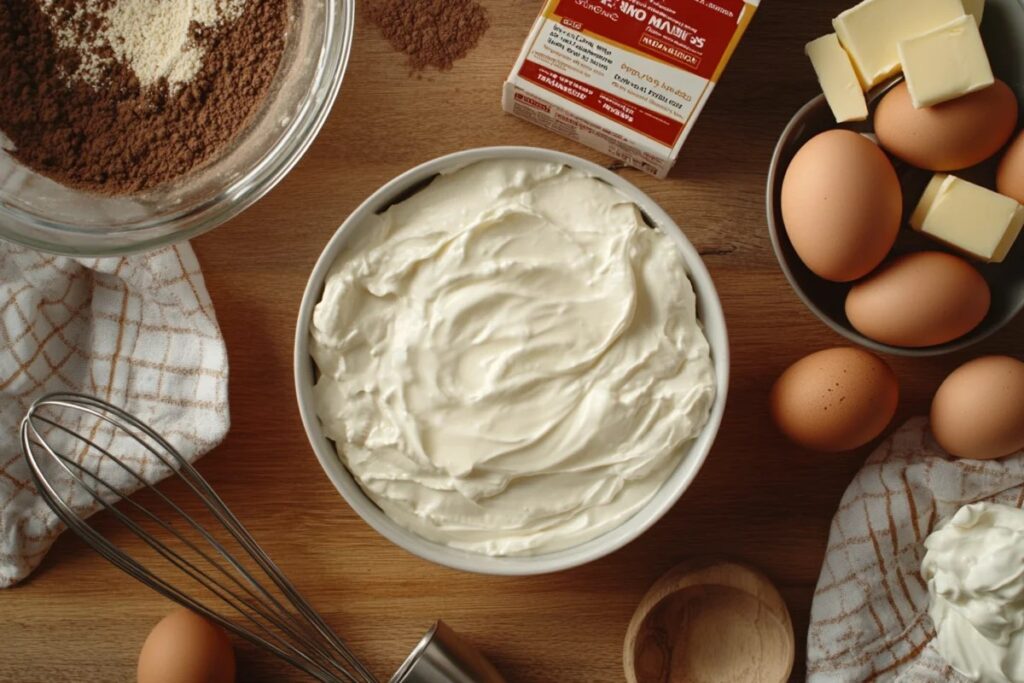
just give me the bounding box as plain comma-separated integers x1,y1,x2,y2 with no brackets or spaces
40,0,247,89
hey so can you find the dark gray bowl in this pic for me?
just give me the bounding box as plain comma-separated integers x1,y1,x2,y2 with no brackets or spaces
766,0,1024,358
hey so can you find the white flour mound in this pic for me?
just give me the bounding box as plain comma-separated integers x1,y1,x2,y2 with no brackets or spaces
40,0,247,90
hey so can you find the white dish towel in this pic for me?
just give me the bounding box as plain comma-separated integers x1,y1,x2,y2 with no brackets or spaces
807,417,1024,682
0,242,229,588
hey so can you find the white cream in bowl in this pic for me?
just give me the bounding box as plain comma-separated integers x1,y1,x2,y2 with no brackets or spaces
309,159,715,556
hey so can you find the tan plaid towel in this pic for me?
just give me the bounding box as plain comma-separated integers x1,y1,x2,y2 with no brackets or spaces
807,417,1024,682
0,243,229,588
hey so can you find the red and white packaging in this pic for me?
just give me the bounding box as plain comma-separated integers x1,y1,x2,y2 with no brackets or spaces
503,0,761,178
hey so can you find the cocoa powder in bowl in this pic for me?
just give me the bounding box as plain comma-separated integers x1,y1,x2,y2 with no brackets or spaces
0,0,289,194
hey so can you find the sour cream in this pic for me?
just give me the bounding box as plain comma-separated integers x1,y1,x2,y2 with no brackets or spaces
923,503,1024,683
310,159,715,556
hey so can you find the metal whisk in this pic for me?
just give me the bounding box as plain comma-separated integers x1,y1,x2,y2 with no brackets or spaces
21,393,507,683
21,392,377,683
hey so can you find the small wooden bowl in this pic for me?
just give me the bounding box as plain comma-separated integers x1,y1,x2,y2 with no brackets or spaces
624,560,795,683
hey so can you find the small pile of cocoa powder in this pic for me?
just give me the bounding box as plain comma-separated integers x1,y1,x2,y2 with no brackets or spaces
0,0,288,194
368,0,489,72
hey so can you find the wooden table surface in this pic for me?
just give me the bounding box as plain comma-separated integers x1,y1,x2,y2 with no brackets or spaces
3,1,1023,681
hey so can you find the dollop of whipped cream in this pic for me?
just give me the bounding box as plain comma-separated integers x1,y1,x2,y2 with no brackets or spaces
923,503,1024,683
310,159,715,556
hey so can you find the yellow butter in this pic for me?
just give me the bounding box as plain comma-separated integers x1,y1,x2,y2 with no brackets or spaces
912,174,1024,263
899,16,993,109
806,34,868,123
833,0,966,89
962,0,985,25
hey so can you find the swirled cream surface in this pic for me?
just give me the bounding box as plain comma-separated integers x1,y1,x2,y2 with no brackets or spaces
923,503,1024,683
310,159,715,556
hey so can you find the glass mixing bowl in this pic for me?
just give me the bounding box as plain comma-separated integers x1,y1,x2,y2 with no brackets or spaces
0,0,354,256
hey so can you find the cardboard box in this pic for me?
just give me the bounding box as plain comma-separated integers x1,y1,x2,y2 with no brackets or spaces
503,0,760,178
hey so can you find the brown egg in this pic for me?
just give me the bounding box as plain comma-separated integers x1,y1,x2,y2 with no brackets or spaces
138,609,236,683
770,347,899,453
845,252,990,348
781,130,902,282
997,130,1024,204
931,356,1024,460
875,80,1018,171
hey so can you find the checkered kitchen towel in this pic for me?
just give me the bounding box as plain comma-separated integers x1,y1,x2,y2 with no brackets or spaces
0,243,229,587
807,417,1024,682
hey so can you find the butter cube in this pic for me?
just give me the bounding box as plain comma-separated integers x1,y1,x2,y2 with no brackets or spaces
833,0,966,89
806,34,868,123
898,16,993,108
962,0,985,25
911,174,1024,263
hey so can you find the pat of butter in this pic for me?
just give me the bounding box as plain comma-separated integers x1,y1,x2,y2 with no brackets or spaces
962,0,985,25
833,0,966,89
806,34,868,123
911,174,1024,263
898,16,993,108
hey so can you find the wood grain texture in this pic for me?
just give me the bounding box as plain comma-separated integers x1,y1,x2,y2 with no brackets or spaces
3,1,1024,681
624,561,794,683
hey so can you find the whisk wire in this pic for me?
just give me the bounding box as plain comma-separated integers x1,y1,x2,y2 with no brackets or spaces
24,421,363,683
21,393,377,683
28,414,350,666
42,395,376,680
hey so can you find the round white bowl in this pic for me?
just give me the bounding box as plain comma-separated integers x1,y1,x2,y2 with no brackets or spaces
294,147,730,575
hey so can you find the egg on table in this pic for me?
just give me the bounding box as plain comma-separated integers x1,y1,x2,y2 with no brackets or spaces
770,347,899,453
138,608,236,683
781,129,901,282
874,80,1018,172
931,356,1024,461
845,251,991,348
998,130,1024,204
